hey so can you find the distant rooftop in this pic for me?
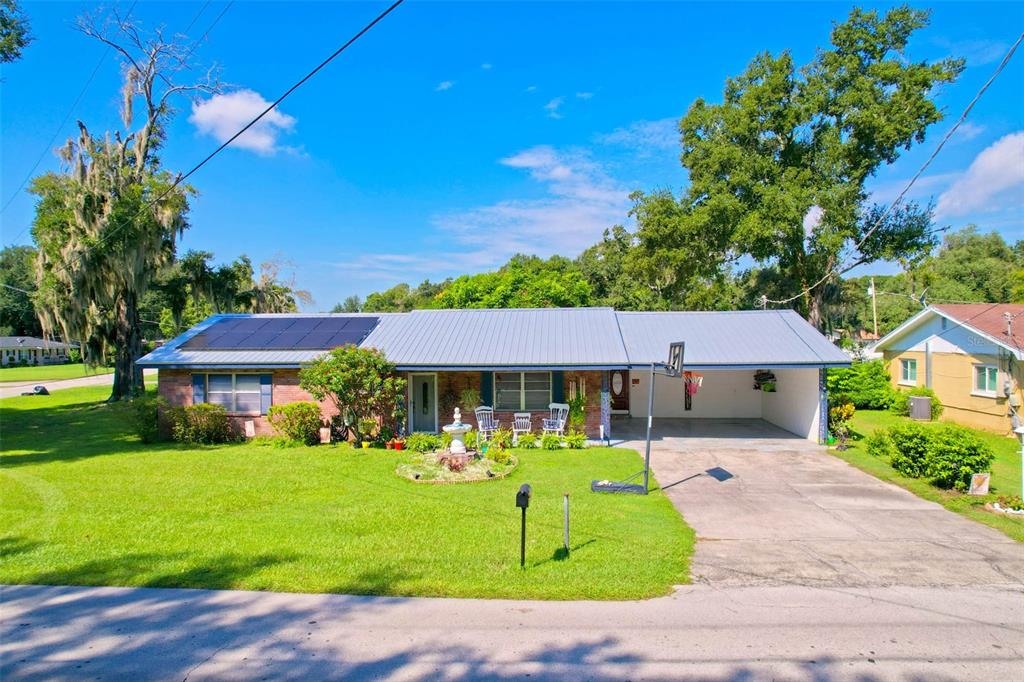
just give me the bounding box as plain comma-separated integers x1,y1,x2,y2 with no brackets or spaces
0,336,77,350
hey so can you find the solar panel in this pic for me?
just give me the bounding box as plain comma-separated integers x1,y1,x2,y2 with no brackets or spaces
180,316,380,350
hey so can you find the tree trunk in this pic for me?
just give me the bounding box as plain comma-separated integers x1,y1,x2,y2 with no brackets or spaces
807,288,826,331
109,292,144,402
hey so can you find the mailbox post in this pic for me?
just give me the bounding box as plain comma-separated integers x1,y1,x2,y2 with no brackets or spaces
516,483,532,568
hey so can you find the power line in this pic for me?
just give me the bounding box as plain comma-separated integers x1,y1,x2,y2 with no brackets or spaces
766,30,1024,307
0,1,140,224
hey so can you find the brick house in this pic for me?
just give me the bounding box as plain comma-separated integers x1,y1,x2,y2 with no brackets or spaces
139,307,849,442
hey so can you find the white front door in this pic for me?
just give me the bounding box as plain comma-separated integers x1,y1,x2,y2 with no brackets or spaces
410,374,438,432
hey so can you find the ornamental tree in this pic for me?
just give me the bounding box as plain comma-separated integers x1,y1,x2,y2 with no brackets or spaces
298,345,406,442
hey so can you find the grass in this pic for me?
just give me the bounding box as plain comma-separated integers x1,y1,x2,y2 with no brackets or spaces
0,363,112,383
834,409,1023,542
0,384,694,600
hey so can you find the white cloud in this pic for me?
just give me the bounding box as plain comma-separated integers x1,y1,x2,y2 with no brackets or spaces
936,132,1024,218
597,117,679,156
189,89,296,155
937,38,1010,66
576,91,594,100
953,121,986,142
524,85,537,93
435,80,455,92
481,63,492,70
544,97,564,119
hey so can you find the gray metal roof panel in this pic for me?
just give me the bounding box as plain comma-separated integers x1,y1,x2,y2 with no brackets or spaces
615,310,850,367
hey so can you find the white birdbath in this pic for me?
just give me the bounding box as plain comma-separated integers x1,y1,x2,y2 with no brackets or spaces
443,408,472,455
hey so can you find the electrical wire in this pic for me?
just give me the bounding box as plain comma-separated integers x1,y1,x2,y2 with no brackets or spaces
765,31,1024,307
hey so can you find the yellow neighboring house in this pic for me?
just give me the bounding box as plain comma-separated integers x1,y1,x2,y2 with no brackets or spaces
872,303,1024,435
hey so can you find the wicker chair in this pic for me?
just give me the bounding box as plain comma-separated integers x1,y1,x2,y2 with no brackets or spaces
512,412,532,445
542,403,570,437
474,406,500,442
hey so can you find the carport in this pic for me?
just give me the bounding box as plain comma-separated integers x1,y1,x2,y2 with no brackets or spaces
614,311,850,442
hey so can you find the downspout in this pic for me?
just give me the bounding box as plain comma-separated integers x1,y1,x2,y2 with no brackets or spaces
925,341,933,388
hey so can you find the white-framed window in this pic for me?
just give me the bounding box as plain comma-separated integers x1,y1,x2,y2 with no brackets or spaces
973,365,998,396
195,373,268,414
900,358,917,385
494,371,552,411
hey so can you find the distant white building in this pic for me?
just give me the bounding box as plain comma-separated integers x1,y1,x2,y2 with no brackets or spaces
0,336,77,366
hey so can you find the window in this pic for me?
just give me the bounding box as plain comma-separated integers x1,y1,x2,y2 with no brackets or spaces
494,371,551,411
900,359,917,385
194,373,269,414
974,365,998,396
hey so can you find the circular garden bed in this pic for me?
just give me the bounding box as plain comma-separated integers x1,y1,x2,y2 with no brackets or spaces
396,450,518,484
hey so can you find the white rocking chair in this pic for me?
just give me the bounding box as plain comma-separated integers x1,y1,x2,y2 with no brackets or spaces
542,403,570,437
475,406,500,442
512,412,532,445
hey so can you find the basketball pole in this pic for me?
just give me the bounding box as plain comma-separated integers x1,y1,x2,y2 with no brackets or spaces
643,361,655,494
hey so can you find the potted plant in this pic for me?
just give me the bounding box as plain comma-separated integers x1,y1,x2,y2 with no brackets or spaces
358,417,377,449
389,437,406,451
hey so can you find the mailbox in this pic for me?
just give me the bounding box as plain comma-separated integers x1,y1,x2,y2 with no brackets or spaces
516,483,532,509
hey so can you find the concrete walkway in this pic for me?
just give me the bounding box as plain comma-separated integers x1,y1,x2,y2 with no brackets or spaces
615,418,1024,587
2,583,1022,680
0,370,155,399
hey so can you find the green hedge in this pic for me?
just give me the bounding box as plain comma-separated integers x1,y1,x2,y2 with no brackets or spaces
889,385,944,420
826,360,895,409
167,403,235,444
872,421,994,490
268,401,323,445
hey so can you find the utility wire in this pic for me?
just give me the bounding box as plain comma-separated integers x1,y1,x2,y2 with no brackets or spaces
766,31,1024,307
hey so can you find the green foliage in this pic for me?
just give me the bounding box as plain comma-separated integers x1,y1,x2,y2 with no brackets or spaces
567,391,588,431
865,430,894,460
541,433,562,450
490,447,511,464
827,400,855,449
998,496,1024,512
298,346,406,442
889,386,943,420
886,422,933,478
331,295,363,313
827,360,895,409
460,388,481,409
489,427,513,449
267,402,323,445
158,288,213,339
0,245,41,336
434,255,592,309
167,403,234,444
358,417,378,441
516,432,538,449
925,425,995,491
406,432,442,453
129,394,164,444
362,280,448,312
564,430,587,449
0,0,32,63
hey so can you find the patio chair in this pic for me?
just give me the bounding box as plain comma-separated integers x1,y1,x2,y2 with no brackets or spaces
475,406,500,442
512,412,532,445
542,403,570,437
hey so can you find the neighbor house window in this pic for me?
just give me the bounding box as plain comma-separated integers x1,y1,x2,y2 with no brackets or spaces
494,371,551,411
974,365,998,396
192,373,271,414
900,359,917,385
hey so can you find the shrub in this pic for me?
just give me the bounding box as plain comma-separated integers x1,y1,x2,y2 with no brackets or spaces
564,430,587,449
998,496,1024,512
267,401,323,445
464,430,478,449
168,403,234,444
460,388,481,409
865,430,894,459
925,425,994,491
827,400,855,449
490,447,510,464
889,386,943,420
130,394,164,444
358,417,378,441
407,433,442,452
541,433,562,450
516,432,538,449
886,422,933,478
826,360,895,409
490,427,513,449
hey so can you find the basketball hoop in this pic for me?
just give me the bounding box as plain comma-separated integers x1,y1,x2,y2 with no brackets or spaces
684,371,703,396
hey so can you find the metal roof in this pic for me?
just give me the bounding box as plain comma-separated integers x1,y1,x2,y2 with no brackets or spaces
138,308,849,370
0,336,77,350
615,310,851,369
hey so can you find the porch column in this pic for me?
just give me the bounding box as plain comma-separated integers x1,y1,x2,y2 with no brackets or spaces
601,371,612,441
818,368,828,445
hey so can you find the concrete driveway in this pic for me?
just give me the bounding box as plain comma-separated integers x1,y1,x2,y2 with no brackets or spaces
616,418,1024,587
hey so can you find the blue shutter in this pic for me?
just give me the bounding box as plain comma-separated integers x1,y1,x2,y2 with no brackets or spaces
191,374,206,404
260,374,272,415
551,370,564,403
480,371,493,407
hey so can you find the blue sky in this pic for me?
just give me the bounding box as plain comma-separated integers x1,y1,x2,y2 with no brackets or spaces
2,1,1023,310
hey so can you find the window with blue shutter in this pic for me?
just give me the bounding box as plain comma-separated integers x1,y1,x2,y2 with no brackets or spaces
191,374,206,404
480,371,493,407
551,370,564,403
260,374,272,414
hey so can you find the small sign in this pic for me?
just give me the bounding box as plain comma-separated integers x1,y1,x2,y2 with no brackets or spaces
968,473,990,496
319,427,332,444
244,420,256,438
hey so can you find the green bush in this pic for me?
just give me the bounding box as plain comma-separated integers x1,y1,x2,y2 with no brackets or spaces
564,430,587,449
865,430,894,459
490,427,513,449
168,403,234,444
130,394,164,444
267,401,323,445
925,425,995,491
516,432,538,449
490,447,511,464
889,386,943,420
406,433,442,452
541,433,562,450
826,360,895,409
886,422,933,478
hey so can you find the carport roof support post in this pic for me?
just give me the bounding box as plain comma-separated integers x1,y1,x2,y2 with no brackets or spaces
644,362,654,493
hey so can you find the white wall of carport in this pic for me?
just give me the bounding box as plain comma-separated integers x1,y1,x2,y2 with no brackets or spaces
628,369,762,419
761,367,821,441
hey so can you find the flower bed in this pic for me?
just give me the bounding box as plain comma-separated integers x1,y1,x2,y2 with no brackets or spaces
396,450,518,484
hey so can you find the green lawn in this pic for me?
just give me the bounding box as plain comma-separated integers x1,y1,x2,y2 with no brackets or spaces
834,409,1023,542
0,385,693,600
0,363,112,383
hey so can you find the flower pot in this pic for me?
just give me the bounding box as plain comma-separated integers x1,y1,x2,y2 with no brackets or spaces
394,442,405,451
385,442,394,450
361,441,371,449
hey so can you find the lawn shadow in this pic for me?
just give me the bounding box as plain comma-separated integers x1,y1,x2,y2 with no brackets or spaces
0,537,42,560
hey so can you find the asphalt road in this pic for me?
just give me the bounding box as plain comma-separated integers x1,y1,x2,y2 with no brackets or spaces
0,370,156,399
2,583,1021,680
